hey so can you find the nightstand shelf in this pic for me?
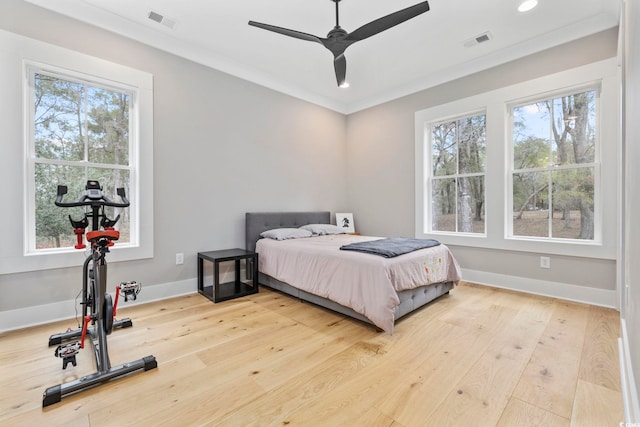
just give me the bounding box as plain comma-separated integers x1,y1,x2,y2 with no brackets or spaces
197,249,258,303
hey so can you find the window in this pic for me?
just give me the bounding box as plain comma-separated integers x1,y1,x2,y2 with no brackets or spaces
29,69,134,251
415,58,617,260
430,113,486,234
0,30,154,274
510,89,598,241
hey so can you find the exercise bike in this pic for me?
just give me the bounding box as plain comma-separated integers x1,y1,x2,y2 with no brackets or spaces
43,180,157,407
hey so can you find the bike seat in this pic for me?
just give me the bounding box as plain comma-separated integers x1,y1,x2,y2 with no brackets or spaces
86,230,120,242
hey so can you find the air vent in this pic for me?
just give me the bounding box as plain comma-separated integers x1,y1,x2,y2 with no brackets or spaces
463,31,492,47
147,10,176,29
148,11,163,23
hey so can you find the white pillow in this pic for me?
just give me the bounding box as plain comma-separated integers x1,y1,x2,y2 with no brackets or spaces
300,224,347,236
260,228,313,240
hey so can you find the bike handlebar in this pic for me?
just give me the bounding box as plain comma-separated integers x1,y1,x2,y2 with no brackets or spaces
55,184,130,209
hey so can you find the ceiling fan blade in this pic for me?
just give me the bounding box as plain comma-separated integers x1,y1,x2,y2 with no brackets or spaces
248,21,323,44
334,54,347,87
346,1,430,42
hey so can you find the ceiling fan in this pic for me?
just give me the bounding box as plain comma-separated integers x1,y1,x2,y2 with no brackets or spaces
248,0,430,87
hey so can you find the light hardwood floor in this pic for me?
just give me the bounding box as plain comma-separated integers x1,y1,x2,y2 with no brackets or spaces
0,282,623,426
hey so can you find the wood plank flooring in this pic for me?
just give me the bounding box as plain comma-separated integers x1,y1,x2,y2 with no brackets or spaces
0,282,623,426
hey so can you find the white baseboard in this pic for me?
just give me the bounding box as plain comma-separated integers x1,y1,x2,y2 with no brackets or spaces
0,270,618,331
619,319,640,423
461,268,618,309
0,278,197,333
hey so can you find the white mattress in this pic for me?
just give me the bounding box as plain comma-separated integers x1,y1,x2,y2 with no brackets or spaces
256,234,461,333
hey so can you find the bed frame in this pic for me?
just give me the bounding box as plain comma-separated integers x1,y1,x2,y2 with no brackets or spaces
245,211,454,328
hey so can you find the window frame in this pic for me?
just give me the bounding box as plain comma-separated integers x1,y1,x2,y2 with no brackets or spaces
428,109,487,237
506,85,602,243
0,30,153,274
415,58,618,260
26,64,139,254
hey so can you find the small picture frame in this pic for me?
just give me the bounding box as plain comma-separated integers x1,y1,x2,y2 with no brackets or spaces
336,213,355,233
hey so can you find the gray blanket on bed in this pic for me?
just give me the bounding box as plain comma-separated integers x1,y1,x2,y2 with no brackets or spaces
339,237,441,258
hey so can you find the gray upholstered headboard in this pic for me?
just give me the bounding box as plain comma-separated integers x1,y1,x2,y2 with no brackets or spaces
245,211,331,252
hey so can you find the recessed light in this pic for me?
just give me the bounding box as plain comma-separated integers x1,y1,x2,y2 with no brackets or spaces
518,0,538,12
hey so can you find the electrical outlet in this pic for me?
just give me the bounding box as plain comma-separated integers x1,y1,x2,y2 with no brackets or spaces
176,253,184,265
540,256,550,269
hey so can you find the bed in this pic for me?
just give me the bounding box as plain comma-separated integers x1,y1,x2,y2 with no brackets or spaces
245,211,460,333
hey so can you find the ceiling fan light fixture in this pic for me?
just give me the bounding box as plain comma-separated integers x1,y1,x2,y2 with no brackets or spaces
517,0,538,12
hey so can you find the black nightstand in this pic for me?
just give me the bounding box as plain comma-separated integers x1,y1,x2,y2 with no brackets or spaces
197,249,258,303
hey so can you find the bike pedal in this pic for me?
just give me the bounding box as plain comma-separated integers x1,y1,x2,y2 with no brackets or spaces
119,281,141,302
55,341,80,370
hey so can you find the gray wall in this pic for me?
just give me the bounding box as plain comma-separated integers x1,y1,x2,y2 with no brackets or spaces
623,0,640,414
346,28,619,291
0,0,348,310
2,0,635,414
0,3,622,310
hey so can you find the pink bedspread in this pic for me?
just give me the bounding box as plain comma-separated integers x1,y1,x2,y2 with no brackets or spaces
256,234,461,333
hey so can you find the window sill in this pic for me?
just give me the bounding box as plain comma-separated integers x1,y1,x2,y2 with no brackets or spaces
1,244,153,275
416,231,615,260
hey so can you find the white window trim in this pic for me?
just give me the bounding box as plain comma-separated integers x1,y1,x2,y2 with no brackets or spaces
0,29,153,274
415,58,619,260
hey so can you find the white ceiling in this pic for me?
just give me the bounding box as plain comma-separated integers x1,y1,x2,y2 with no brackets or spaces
25,0,620,113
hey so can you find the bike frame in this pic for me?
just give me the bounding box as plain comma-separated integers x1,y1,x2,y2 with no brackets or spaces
43,181,157,407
